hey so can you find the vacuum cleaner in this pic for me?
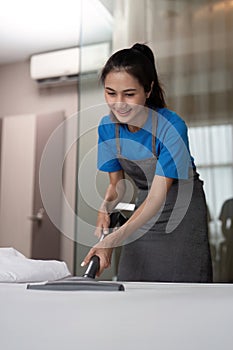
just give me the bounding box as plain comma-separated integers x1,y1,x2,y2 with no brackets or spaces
27,212,127,292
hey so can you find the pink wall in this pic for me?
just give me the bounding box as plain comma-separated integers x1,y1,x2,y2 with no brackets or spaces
0,60,78,272
0,60,77,118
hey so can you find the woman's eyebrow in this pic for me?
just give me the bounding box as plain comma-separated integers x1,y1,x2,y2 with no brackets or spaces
123,88,137,92
105,87,115,91
105,87,137,92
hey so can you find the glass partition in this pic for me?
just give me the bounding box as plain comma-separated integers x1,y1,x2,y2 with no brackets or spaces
146,0,233,282
74,0,114,278
75,0,233,282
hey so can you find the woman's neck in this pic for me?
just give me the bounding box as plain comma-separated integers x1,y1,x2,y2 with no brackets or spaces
127,110,149,133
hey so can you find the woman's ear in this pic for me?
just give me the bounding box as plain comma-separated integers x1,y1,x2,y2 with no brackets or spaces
146,81,154,98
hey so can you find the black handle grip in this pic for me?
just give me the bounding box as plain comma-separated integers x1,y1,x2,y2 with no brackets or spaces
109,212,128,229
82,255,100,279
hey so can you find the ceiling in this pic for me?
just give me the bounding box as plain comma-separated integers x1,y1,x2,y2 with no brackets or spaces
0,0,113,65
0,0,225,66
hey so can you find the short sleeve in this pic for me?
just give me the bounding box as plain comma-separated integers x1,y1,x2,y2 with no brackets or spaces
156,120,192,179
97,117,122,172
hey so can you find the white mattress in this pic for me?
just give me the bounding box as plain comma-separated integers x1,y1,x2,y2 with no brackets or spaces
1,281,233,350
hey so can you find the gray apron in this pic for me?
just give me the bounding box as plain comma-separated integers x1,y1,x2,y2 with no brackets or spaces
116,114,213,282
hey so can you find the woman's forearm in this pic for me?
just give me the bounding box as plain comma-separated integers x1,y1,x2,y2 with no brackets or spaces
99,171,126,214
99,184,124,214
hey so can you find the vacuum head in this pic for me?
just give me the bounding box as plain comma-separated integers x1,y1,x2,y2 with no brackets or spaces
27,254,124,291
27,279,125,291
27,212,128,292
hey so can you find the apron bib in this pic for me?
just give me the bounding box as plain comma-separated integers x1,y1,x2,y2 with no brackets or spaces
115,113,213,282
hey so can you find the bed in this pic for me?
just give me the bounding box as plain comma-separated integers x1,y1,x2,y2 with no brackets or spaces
1,281,233,350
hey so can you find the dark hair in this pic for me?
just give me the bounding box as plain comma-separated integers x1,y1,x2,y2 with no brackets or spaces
100,43,166,109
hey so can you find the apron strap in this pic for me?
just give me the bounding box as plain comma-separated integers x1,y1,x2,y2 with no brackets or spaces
151,110,157,157
115,123,121,155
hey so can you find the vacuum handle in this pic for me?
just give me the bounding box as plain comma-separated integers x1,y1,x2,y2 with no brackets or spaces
83,255,100,279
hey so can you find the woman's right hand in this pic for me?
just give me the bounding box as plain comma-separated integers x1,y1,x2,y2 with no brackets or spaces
94,211,111,238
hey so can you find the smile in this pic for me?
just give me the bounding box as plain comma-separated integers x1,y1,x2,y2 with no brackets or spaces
115,109,132,116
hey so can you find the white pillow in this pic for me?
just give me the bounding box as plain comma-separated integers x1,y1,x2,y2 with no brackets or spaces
0,247,70,283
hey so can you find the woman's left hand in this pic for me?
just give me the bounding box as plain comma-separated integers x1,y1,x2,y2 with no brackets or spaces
81,244,113,277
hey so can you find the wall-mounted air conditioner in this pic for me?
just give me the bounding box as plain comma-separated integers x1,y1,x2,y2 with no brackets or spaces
30,42,110,86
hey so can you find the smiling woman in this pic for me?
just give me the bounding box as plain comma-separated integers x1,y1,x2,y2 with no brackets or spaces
81,43,213,283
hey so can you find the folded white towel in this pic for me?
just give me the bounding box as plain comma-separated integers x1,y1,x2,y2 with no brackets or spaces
0,247,71,283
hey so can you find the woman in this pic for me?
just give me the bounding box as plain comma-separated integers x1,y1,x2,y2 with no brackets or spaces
81,43,213,282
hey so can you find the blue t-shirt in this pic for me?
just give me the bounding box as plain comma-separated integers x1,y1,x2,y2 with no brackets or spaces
97,108,195,180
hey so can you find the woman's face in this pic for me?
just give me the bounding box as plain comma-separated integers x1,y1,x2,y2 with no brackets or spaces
104,70,150,126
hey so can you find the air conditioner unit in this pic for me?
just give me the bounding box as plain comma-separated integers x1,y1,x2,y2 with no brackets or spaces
30,42,110,86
